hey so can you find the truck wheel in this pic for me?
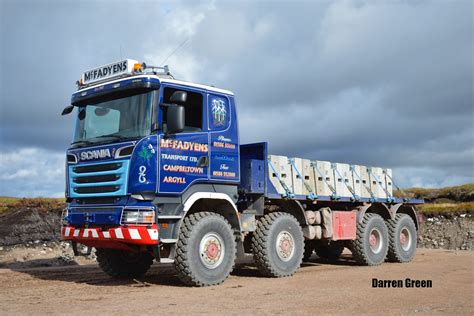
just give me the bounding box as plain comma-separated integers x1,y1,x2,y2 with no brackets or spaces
350,213,388,266
252,212,304,277
314,241,344,261
303,240,315,262
174,212,236,287
96,249,153,278
386,214,417,263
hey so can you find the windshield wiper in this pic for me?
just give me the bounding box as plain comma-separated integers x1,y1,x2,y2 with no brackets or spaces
94,134,131,141
71,140,93,147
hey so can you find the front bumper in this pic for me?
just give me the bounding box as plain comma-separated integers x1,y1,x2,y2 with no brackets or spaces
61,224,159,245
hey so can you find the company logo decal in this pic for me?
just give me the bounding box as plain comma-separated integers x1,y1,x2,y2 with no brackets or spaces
211,98,227,127
138,144,156,162
80,149,111,161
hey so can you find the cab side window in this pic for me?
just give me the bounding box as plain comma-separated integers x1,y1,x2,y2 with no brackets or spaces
162,87,203,132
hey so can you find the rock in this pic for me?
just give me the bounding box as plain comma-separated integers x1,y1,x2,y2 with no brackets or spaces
59,253,74,263
34,240,40,244
40,250,46,255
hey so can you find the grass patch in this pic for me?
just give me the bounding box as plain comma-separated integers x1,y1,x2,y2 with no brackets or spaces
0,197,65,214
403,183,474,195
417,202,474,216
394,183,474,201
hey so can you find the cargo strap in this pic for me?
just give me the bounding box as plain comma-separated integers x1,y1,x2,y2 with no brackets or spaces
351,166,376,202
268,159,295,198
385,172,408,202
288,158,317,200
311,162,338,199
367,168,394,202
332,163,359,201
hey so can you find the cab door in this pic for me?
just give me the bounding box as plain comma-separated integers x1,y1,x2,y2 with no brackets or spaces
208,93,239,183
157,85,210,194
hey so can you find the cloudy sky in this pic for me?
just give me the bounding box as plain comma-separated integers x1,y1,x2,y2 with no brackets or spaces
0,0,473,197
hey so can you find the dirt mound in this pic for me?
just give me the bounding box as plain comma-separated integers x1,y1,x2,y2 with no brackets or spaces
397,183,474,203
0,199,65,246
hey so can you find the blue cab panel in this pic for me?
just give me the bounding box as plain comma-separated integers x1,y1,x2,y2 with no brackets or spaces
240,159,265,193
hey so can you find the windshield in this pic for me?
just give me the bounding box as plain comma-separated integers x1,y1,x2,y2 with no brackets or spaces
73,91,154,146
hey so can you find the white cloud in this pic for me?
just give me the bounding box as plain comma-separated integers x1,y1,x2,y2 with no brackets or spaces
0,148,65,197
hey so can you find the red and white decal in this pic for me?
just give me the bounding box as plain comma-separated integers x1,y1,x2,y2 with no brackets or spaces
62,225,159,245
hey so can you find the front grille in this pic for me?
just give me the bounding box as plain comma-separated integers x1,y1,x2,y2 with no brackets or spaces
73,174,120,184
69,160,129,198
74,185,120,194
73,163,122,173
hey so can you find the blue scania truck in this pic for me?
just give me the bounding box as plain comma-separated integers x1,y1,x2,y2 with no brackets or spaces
61,59,423,286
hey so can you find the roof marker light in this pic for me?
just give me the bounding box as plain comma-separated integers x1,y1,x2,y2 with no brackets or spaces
133,63,142,72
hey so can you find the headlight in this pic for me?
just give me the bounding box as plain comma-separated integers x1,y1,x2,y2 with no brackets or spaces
121,209,155,225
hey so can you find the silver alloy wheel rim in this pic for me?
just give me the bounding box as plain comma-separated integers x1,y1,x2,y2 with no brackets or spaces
199,232,225,269
400,227,412,251
276,230,295,262
369,227,383,254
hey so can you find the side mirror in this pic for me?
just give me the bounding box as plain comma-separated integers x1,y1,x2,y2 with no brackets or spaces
78,109,86,120
61,105,74,116
167,105,185,134
170,91,187,105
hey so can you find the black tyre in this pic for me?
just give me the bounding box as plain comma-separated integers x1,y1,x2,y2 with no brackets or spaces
314,241,344,261
252,212,304,277
174,212,236,287
96,248,154,278
350,213,389,266
386,214,417,263
303,240,315,262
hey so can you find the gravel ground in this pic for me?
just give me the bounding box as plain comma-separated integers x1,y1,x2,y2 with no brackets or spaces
0,248,472,315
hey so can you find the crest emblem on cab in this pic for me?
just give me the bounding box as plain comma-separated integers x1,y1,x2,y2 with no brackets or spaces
211,98,227,127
